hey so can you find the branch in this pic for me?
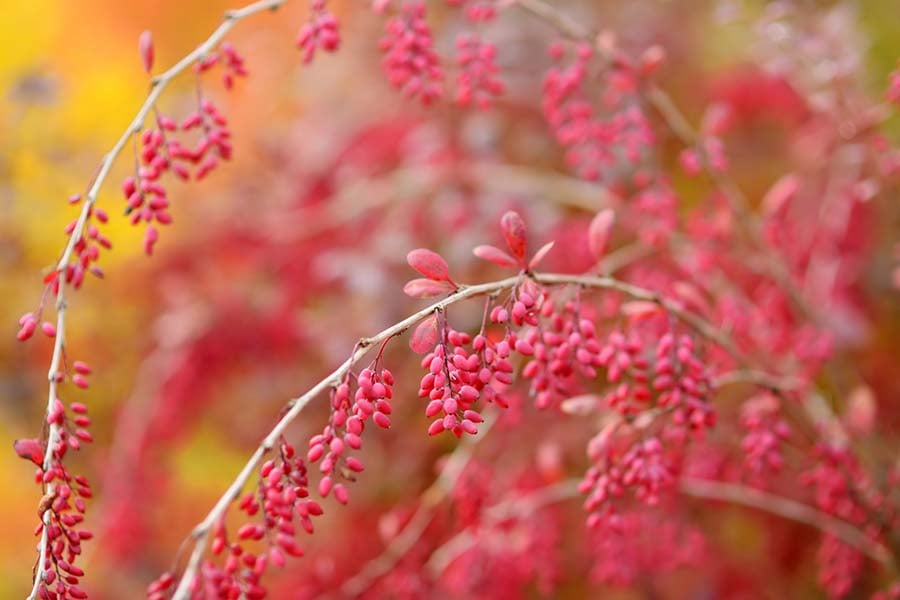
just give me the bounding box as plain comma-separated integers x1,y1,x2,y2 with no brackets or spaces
54,0,286,276
260,161,614,244
169,270,796,596
424,479,580,577
711,369,807,392
338,416,496,597
421,476,892,581
28,286,69,600
679,477,893,567
27,1,287,598
532,273,742,360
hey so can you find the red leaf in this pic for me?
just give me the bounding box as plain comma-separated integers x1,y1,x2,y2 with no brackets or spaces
403,278,453,298
410,315,439,354
528,241,555,269
407,248,451,282
588,209,615,260
139,30,154,73
761,174,799,216
672,281,712,317
14,438,44,466
473,245,518,268
560,394,601,415
621,300,662,320
500,211,527,260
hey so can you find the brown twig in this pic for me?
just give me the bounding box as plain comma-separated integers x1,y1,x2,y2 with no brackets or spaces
679,477,893,567
420,476,892,579
424,479,581,577
337,416,496,597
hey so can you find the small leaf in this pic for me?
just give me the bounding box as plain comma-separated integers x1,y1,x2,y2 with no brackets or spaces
403,278,453,298
761,174,799,216
500,211,527,260
560,394,601,415
410,315,439,354
139,30,155,73
620,300,663,319
473,245,518,268
14,438,44,466
528,241,555,269
588,209,615,260
407,248,451,282
672,282,712,317
844,385,876,436
700,102,732,136
586,421,618,459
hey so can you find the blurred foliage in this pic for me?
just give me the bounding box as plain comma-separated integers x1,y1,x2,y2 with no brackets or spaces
2,0,899,598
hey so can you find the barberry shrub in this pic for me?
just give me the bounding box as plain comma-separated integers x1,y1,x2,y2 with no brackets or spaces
9,1,900,599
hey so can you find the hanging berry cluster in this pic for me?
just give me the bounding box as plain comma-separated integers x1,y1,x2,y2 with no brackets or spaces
148,440,322,599
308,363,396,503
127,37,245,255
378,1,444,105
16,23,256,600
14,361,95,600
296,0,341,63
542,42,655,181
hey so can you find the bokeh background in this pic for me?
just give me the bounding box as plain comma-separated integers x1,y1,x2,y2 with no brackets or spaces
2,0,899,597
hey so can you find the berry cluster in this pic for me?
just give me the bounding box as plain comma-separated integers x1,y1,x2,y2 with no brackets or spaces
454,34,504,109
27,367,95,600
126,96,234,255
446,0,499,22
61,202,111,289
542,42,654,181
148,441,322,599
799,445,879,597
296,0,341,64
308,366,394,503
739,393,790,479
580,428,675,529
379,1,444,105
126,38,244,255
653,333,715,434
597,330,651,416
419,327,488,437
518,300,605,409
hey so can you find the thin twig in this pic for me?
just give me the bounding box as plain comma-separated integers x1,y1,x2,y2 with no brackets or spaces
27,2,287,598
28,286,68,600
712,369,807,392
338,416,496,597
532,272,742,359
425,479,581,577
679,477,893,567
421,476,892,579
